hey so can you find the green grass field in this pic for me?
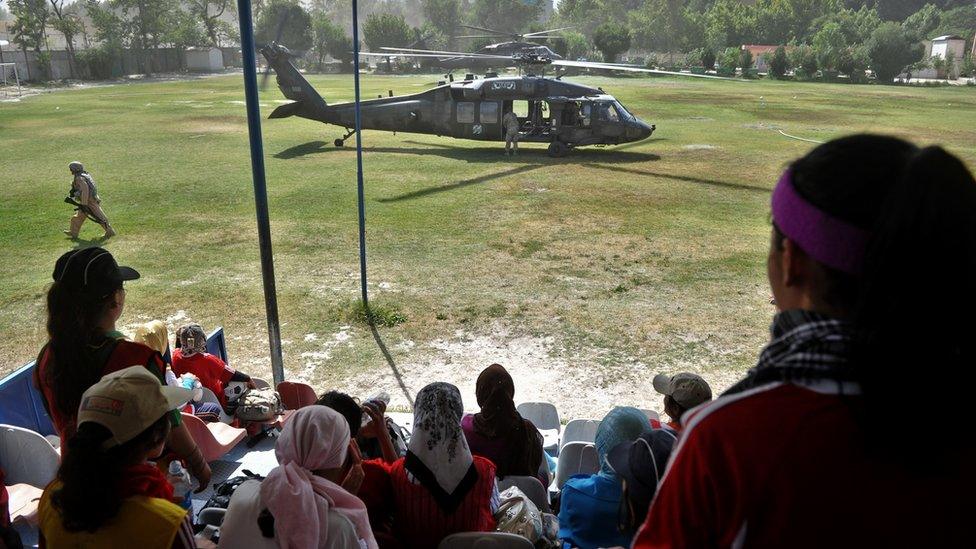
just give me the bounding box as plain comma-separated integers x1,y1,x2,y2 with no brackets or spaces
2,73,974,417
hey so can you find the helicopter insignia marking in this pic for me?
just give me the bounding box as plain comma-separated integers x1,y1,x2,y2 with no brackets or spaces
491,81,516,90
472,124,483,135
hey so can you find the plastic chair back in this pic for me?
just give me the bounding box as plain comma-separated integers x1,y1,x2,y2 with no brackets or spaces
0,424,60,488
197,507,227,527
516,402,559,432
181,413,246,463
277,381,318,410
498,475,550,512
554,441,599,490
560,418,600,449
640,408,660,421
438,531,535,549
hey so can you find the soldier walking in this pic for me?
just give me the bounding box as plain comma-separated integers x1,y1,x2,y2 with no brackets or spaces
64,161,115,239
502,110,520,156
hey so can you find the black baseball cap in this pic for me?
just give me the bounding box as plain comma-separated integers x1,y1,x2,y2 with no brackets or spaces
53,247,140,297
607,428,678,509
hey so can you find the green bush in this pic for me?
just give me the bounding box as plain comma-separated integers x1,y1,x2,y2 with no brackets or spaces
719,47,739,71
865,22,923,83
767,45,789,78
77,45,120,80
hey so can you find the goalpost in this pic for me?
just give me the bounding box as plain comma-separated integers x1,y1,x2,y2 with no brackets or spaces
0,62,22,98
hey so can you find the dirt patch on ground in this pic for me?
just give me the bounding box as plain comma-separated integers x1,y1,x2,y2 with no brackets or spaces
331,322,746,421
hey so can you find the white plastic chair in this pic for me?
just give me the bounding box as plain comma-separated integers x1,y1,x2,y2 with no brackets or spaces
640,408,661,421
197,507,227,527
517,401,560,455
560,418,600,450
554,441,599,490
198,387,234,423
438,532,535,548
251,377,271,390
498,475,550,512
0,424,60,488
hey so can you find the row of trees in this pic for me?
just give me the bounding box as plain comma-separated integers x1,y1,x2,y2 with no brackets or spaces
6,0,239,80
554,0,975,81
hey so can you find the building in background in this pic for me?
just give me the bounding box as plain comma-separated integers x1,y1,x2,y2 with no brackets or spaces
922,35,967,79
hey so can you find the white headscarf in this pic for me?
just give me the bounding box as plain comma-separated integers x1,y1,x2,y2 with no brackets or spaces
405,382,478,512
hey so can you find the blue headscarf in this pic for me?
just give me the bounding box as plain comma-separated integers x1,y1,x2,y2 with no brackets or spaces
595,406,651,478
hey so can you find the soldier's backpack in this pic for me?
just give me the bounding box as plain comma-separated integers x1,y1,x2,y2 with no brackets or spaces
234,387,282,422
199,470,265,511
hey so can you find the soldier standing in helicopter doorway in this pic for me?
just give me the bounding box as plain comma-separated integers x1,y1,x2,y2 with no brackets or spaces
502,110,520,156
64,161,116,239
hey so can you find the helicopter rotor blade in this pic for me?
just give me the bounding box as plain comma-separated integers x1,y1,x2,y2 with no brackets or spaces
552,59,743,80
455,35,501,39
458,24,507,36
380,46,508,58
362,51,512,61
522,26,576,37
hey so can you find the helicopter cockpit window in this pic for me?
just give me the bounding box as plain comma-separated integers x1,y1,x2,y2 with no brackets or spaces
480,102,499,124
612,100,636,122
457,102,475,124
598,102,619,122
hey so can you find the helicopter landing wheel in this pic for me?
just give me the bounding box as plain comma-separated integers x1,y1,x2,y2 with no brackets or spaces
548,141,569,158
334,138,345,148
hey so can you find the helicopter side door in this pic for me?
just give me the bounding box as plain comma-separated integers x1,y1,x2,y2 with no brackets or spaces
596,101,624,141
452,100,502,141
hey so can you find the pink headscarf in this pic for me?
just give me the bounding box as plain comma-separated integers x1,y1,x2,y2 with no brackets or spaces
259,406,378,549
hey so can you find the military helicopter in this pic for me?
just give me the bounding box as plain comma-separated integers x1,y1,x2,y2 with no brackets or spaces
418,24,571,70
260,44,726,157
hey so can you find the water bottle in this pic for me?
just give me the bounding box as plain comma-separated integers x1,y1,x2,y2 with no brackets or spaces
167,461,192,511
361,391,391,427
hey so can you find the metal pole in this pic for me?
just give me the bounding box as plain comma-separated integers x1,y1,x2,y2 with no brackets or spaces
352,0,369,307
236,0,286,386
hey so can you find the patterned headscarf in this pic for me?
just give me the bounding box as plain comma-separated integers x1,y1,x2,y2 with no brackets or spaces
405,382,478,512
594,406,651,479
177,324,207,357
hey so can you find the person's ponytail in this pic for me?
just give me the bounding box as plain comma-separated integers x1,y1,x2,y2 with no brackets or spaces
854,146,976,458
52,418,169,532
45,281,121,419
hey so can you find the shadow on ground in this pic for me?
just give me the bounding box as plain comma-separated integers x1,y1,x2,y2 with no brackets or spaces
584,163,770,195
275,139,664,165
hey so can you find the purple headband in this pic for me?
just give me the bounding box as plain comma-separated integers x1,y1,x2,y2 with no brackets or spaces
771,169,869,275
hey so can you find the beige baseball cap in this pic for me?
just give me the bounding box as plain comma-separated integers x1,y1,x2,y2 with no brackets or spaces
77,366,192,449
653,372,713,409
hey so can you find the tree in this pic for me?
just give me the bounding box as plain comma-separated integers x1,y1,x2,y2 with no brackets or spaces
49,1,83,78
556,0,605,38
472,0,541,35
788,43,818,76
766,45,790,77
561,30,590,60
738,47,753,72
187,1,238,47
592,21,630,63
362,12,412,51
901,3,941,42
311,11,354,71
630,0,688,62
255,0,312,52
422,0,460,48
9,0,48,80
99,0,184,75
701,48,716,70
812,21,846,71
166,7,208,68
702,0,757,51
865,21,923,82
718,46,739,71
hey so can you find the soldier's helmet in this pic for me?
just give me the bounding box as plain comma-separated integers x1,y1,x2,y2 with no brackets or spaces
68,161,84,174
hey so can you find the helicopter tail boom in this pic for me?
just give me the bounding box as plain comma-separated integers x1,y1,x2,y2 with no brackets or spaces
261,44,330,123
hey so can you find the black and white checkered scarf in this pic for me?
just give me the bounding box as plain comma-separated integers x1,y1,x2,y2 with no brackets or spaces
724,309,859,396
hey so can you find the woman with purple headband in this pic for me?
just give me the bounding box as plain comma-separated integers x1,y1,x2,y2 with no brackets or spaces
634,135,976,548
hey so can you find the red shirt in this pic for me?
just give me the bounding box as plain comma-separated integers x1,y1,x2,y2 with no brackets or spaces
34,339,168,442
635,382,976,548
389,456,497,549
358,459,395,535
171,349,235,407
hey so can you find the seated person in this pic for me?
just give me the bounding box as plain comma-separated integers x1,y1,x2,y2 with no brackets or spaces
133,320,222,423
317,391,400,547
38,366,200,548
605,429,678,539
558,406,651,549
171,324,254,409
461,364,545,483
219,406,378,549
389,383,498,549
651,372,712,431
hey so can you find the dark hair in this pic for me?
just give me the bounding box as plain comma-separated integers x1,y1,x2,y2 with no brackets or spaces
52,416,170,532
792,135,976,456
316,391,362,438
44,280,122,419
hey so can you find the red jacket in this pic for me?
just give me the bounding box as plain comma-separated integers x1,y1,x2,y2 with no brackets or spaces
389,456,497,549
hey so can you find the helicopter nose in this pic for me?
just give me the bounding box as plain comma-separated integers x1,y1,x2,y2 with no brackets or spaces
628,121,655,141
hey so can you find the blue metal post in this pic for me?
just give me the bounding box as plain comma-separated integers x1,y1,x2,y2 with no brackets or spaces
352,0,370,307
236,0,286,386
